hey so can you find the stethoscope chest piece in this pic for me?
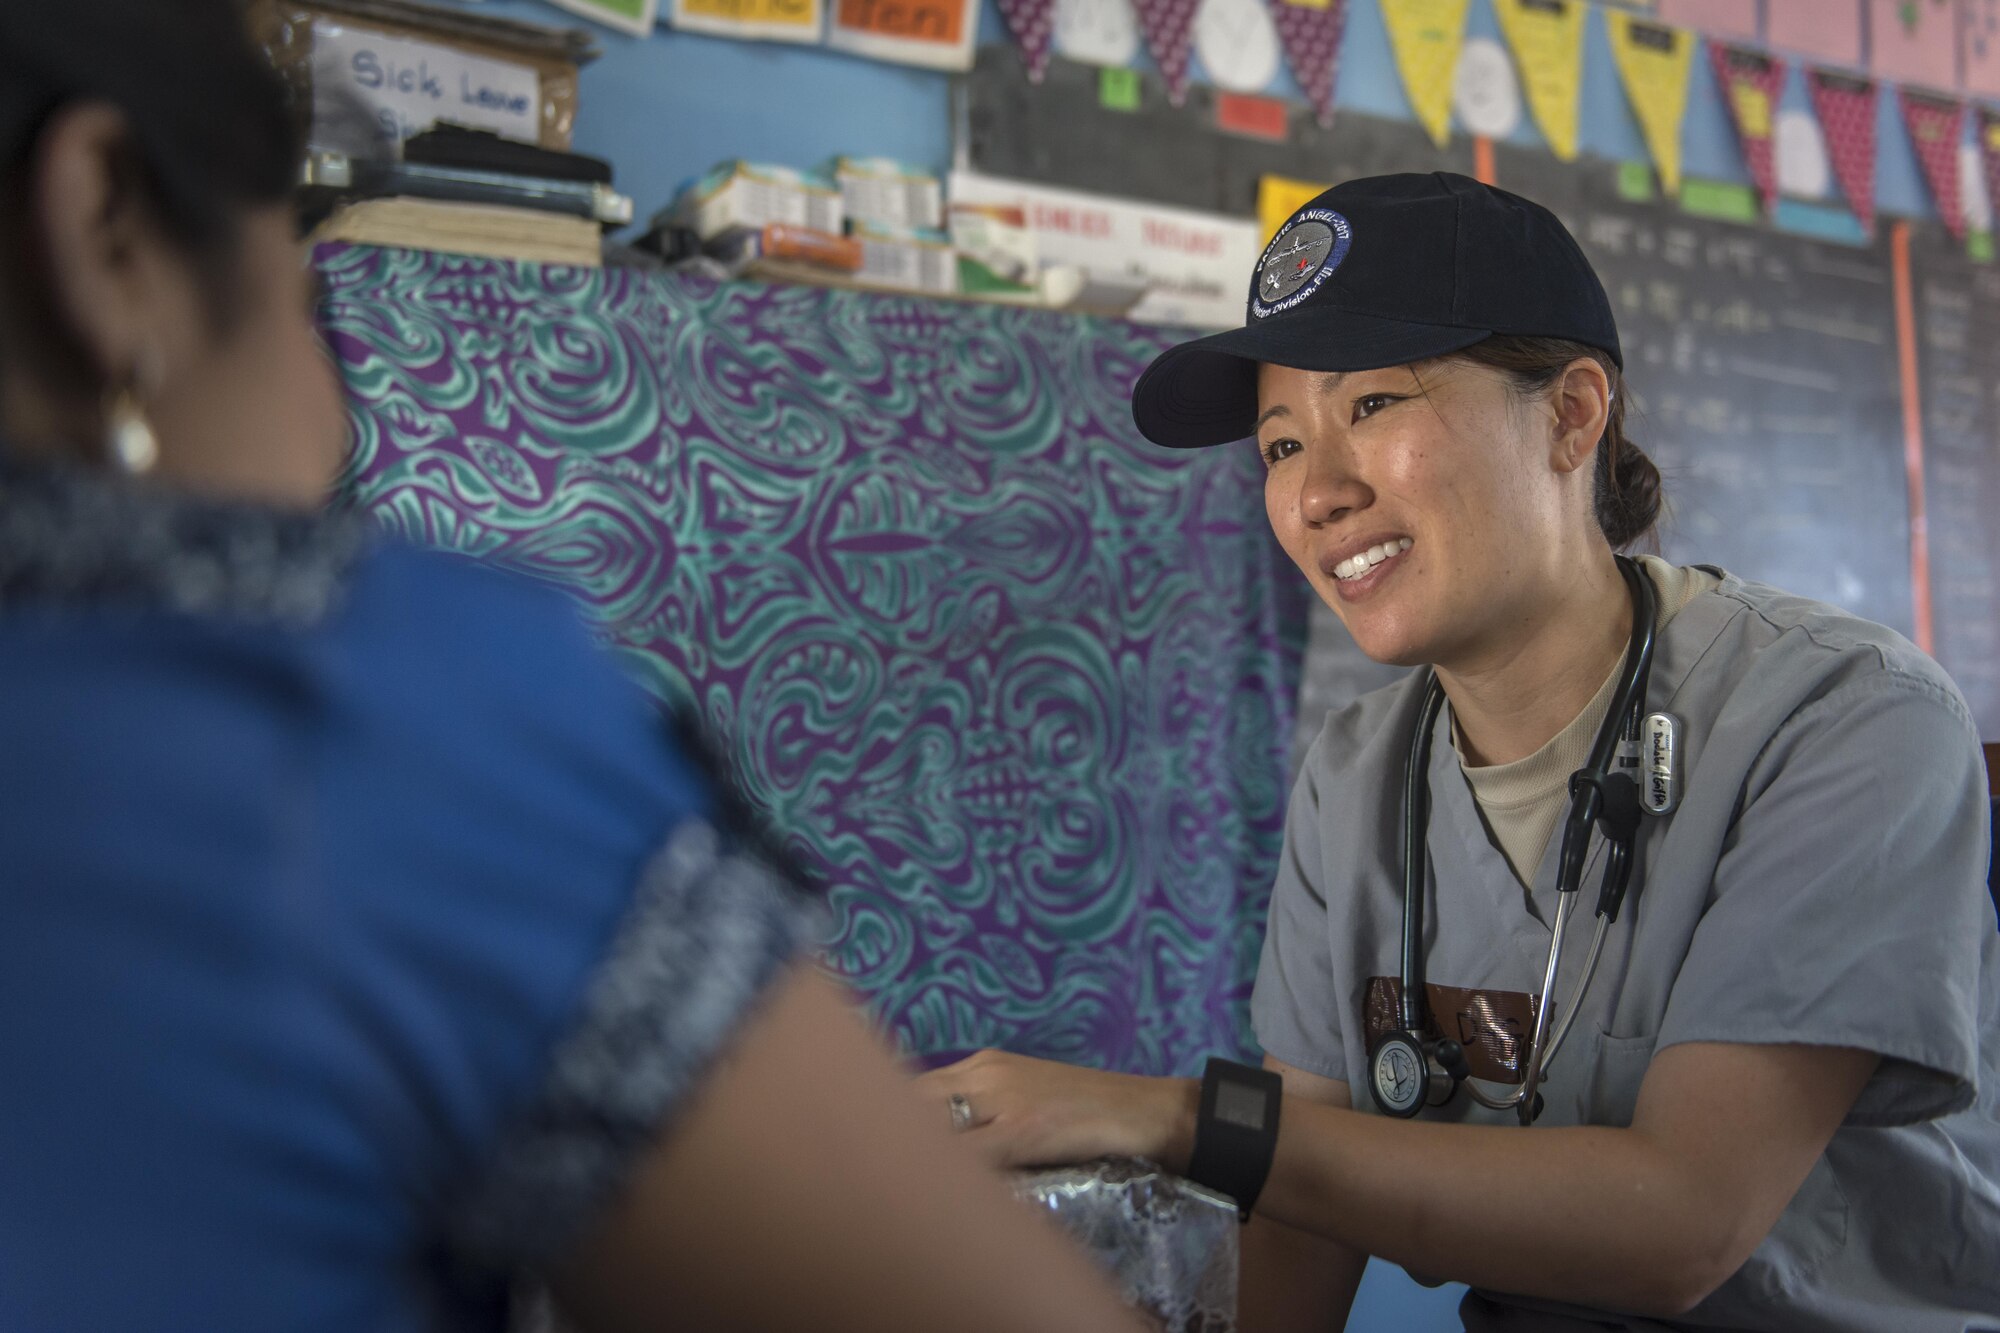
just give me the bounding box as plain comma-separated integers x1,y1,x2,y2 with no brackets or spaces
1368,1030,1468,1118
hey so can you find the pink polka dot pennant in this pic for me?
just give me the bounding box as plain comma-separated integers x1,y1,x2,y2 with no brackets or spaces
1899,87,1967,240
1806,69,1878,235
1709,40,1786,216
1981,107,2000,240
1133,0,1201,106
1267,0,1348,129
996,0,1057,83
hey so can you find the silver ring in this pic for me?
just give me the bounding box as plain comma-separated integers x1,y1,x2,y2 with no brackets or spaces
947,1093,974,1132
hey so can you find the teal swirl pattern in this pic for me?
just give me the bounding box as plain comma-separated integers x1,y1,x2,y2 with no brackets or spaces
319,245,1307,1075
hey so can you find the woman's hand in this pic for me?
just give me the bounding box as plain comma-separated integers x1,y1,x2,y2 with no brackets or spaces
913,1050,1199,1172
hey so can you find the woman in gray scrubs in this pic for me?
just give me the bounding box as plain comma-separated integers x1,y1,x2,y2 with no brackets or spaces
921,173,2000,1331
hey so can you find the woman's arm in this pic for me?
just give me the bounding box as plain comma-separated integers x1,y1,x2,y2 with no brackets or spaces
923,1040,1875,1318
1238,1058,1366,1333
1255,1040,1875,1315
548,966,1148,1333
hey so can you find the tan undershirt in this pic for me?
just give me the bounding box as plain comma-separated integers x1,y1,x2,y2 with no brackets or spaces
1453,556,1722,886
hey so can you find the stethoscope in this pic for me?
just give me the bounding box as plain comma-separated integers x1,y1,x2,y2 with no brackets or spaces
1367,555,1681,1126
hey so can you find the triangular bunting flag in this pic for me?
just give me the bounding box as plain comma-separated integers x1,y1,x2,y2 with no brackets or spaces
1132,0,1200,106
1710,41,1786,215
1606,13,1693,195
1491,0,1586,161
1382,0,1470,147
995,0,1057,82
1981,107,2000,243
1806,69,1879,235
1267,0,1347,129
1899,88,1967,240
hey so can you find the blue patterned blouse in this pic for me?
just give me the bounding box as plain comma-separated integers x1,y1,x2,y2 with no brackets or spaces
0,456,821,1331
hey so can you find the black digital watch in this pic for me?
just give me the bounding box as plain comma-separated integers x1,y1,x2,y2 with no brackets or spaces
1183,1057,1282,1222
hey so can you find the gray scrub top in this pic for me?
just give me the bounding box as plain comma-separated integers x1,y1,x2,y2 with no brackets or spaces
1252,569,2000,1331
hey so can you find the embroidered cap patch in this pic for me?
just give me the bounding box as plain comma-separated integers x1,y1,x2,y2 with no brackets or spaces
1250,208,1352,320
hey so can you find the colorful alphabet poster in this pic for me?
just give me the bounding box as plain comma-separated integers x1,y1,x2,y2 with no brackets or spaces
1764,0,1861,67
1608,13,1694,194
1655,0,1757,40
544,0,658,36
827,0,977,68
1963,0,2000,96
1492,0,1586,160
1382,0,1470,147
1807,69,1880,232
1870,0,1959,91
671,0,821,42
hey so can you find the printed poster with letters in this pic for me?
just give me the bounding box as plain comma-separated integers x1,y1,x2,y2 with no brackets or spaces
827,0,977,68
948,169,1262,330
670,0,822,43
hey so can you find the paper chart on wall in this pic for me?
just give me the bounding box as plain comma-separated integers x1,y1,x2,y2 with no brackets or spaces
948,169,1262,329
669,0,821,43
827,0,977,69
1763,0,1860,68
543,0,659,37
1655,0,1756,40
1869,0,1958,92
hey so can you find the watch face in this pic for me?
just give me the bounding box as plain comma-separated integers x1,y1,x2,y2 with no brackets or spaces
1214,1078,1267,1130
1372,1039,1423,1113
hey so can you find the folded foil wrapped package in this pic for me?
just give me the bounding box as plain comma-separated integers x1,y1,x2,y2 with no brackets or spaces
1012,1157,1238,1332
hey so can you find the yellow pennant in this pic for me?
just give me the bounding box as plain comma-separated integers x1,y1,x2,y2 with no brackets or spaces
1606,12,1693,195
1382,0,1471,147
1491,0,1586,161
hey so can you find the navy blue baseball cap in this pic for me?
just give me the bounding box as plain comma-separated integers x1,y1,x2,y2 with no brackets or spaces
1131,172,1622,449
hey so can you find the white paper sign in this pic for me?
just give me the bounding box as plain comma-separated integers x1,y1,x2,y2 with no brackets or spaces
311,23,543,148
948,170,1262,330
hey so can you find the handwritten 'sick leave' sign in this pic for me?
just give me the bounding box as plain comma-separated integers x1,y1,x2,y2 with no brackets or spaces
311,23,543,147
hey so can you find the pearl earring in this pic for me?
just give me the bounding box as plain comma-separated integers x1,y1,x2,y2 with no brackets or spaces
104,355,160,475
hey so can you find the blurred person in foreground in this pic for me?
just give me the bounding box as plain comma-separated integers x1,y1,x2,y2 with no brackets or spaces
0,4,1146,1330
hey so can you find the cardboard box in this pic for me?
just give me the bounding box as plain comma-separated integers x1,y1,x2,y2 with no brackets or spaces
949,201,1036,296
851,221,958,296
825,155,945,232
249,0,594,153
673,161,844,241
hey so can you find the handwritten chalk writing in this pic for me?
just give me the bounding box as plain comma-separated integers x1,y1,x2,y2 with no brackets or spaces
311,23,540,144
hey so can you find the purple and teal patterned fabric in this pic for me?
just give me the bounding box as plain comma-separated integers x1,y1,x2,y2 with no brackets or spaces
318,245,1307,1075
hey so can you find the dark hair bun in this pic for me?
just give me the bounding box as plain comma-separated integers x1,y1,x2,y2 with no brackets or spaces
1596,431,1662,551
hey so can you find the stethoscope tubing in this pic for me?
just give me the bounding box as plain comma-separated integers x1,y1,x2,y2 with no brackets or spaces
1396,556,1659,1123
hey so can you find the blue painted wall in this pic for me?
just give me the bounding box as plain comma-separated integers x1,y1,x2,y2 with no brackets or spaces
417,3,1954,1327
449,0,1953,233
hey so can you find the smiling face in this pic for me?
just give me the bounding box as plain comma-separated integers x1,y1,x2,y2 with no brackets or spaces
1256,358,1595,673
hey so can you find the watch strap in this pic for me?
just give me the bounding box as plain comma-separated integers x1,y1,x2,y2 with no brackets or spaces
1183,1057,1282,1222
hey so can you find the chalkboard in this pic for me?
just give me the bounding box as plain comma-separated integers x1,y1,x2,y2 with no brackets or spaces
962,55,1941,742
1495,146,1914,640
960,47,1468,218
1909,234,2000,738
